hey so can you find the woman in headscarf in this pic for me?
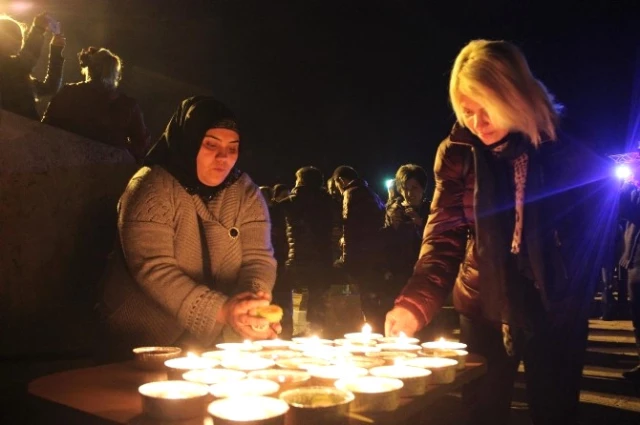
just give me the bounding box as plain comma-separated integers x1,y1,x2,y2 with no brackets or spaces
99,97,278,359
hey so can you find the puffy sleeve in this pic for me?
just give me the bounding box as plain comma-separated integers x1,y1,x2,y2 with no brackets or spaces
394,140,470,328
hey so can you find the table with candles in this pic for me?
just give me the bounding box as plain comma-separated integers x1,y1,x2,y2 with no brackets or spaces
28,325,486,425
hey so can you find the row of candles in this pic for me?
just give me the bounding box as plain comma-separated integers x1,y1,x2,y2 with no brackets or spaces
137,324,469,423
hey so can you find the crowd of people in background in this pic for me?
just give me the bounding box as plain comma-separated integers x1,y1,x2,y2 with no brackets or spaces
1,10,629,425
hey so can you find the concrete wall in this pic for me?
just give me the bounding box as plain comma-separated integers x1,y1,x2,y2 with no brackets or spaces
0,111,137,358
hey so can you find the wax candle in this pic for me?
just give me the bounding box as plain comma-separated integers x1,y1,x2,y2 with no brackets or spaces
365,350,418,365
254,338,292,350
421,337,467,352
182,368,246,385
376,342,422,352
334,376,404,413
307,364,368,386
344,323,383,343
216,340,263,352
248,369,311,391
139,380,209,420
210,378,280,398
369,365,432,397
208,395,289,424
403,356,459,384
220,355,275,371
376,332,420,345
164,353,219,379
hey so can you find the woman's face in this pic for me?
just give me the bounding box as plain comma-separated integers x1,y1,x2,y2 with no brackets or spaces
196,128,239,186
400,178,424,207
459,94,509,145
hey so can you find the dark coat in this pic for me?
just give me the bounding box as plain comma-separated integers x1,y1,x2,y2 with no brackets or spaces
395,125,614,328
619,182,640,269
272,185,341,270
42,81,150,163
0,26,63,119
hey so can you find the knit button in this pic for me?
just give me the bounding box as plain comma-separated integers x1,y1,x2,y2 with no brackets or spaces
229,227,239,239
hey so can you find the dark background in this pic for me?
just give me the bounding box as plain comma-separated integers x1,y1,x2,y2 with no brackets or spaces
15,0,640,194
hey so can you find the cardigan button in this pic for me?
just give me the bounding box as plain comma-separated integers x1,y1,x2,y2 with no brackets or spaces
229,227,239,239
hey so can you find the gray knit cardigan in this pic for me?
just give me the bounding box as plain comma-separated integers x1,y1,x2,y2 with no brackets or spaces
100,166,276,348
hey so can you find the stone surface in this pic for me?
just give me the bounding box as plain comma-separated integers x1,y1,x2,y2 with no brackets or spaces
0,111,137,357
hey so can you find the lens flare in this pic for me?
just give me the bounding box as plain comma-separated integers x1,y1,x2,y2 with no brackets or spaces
615,165,632,180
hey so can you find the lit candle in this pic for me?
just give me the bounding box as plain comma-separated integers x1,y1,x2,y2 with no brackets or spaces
164,353,219,379
220,354,275,371
254,338,292,350
334,376,404,413
291,335,333,345
182,368,246,385
248,369,311,391
139,380,210,420
421,348,468,370
275,356,331,370
337,342,381,355
370,365,432,397
403,356,459,384
308,364,368,386
376,331,420,345
209,378,280,398
365,350,418,365
216,340,263,352
421,337,467,352
208,395,290,423
376,342,422,352
344,323,383,343
256,349,301,361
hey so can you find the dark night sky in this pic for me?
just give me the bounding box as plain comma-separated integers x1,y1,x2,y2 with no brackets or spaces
19,0,640,194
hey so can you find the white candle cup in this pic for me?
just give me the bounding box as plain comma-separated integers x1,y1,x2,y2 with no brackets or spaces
279,386,355,425
275,357,331,370
182,368,247,385
369,365,433,397
299,345,345,359
420,349,468,370
202,350,235,362
139,380,210,420
403,357,459,384
208,395,289,425
221,356,275,372
307,365,368,386
254,339,292,350
291,337,333,345
335,344,381,356
210,378,280,399
334,376,404,413
164,356,219,380
343,332,384,343
256,349,302,361
421,339,467,352
365,351,418,365
376,343,422,352
333,356,386,370
216,342,263,352
376,336,420,345
248,369,311,392
132,346,182,371
333,338,377,347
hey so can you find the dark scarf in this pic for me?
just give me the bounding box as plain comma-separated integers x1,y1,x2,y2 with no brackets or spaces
144,96,242,201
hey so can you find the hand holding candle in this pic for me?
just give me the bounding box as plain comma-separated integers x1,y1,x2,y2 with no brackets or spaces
384,306,421,337
217,291,276,339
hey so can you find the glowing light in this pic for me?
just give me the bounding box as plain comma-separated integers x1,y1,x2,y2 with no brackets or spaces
9,2,34,13
385,178,395,189
615,165,632,179
362,323,372,335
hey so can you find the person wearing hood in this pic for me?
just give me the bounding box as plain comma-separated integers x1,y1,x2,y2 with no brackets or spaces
98,97,278,359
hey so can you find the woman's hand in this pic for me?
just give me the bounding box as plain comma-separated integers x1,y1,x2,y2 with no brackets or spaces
404,207,423,227
218,291,281,339
33,13,59,34
384,306,421,337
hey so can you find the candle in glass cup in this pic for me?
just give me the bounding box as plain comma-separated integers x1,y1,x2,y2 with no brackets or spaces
208,395,289,424
344,323,383,343
139,380,210,420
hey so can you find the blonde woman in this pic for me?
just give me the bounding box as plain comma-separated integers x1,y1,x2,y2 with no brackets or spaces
42,47,149,163
385,40,610,425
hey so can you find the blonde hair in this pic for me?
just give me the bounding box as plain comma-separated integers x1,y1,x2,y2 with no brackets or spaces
449,39,561,145
79,48,123,90
0,15,26,54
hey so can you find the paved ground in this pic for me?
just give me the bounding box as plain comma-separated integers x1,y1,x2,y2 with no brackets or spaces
1,303,639,424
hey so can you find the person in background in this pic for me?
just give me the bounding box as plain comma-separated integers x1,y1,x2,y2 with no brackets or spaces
0,13,64,119
618,176,640,381
98,97,278,360
333,165,386,332
380,164,430,314
42,47,150,164
385,40,611,425
271,166,341,335
273,183,290,203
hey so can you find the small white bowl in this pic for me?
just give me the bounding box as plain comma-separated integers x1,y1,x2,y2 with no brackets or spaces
139,380,209,420
370,365,432,397
421,340,467,351
276,357,331,370
307,365,368,386
335,376,404,412
376,343,422,352
221,356,275,371
216,342,263,352
208,395,289,424
254,339,292,350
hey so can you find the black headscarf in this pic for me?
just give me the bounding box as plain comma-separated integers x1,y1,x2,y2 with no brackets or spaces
144,96,242,200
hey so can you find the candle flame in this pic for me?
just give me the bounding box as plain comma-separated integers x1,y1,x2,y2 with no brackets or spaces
362,323,372,334
399,331,407,338
439,337,446,342
278,375,286,383
394,358,405,367
187,352,198,359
